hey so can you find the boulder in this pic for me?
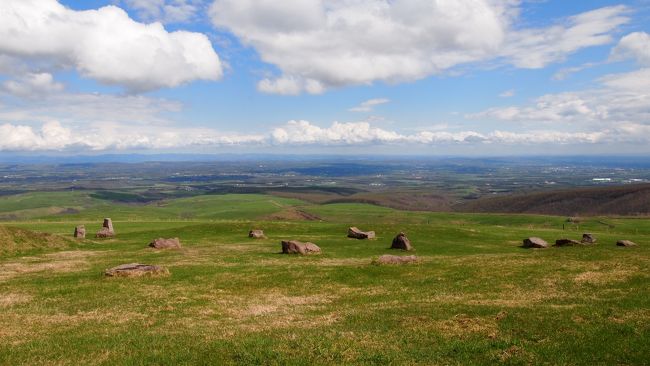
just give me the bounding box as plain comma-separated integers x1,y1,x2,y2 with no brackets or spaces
73,225,86,239
554,238,583,247
522,237,549,248
348,227,376,239
104,263,169,277
581,233,596,244
95,218,115,238
149,237,181,249
281,240,321,255
95,227,115,238
249,229,266,239
391,232,412,251
617,240,637,247
374,255,418,265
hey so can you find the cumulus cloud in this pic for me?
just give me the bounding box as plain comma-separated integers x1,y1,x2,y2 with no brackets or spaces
473,32,650,127
610,31,650,65
349,98,390,112
0,120,265,152
209,1,628,94
0,0,222,92
2,118,648,152
2,73,64,98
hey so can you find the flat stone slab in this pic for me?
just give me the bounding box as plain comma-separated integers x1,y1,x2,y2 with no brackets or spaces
104,263,169,277
149,237,181,249
523,237,548,248
281,240,321,255
249,230,266,239
348,227,376,239
374,255,418,265
554,238,583,247
617,240,637,247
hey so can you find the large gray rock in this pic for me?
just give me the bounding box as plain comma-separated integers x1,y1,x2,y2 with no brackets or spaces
554,238,583,247
74,225,86,239
374,255,418,265
617,240,637,247
104,263,169,277
249,229,266,239
95,218,115,238
149,237,181,249
581,233,596,244
522,237,549,248
391,232,413,251
348,227,376,240
281,240,321,255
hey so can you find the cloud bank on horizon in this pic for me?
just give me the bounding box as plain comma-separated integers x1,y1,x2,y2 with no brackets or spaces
0,0,649,154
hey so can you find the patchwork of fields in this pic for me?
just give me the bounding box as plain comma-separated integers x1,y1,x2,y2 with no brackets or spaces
1,193,648,364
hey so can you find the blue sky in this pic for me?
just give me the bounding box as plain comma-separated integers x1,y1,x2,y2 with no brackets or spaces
1,0,649,155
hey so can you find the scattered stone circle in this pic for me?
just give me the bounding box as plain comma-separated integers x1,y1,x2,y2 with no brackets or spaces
104,263,169,277
391,232,412,251
281,240,321,255
348,227,375,239
73,225,85,239
149,237,182,249
249,229,266,239
95,218,115,238
522,237,548,248
374,255,418,265
616,240,637,247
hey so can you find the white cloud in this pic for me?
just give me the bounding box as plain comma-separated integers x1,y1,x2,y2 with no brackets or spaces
2,73,64,98
499,89,515,98
209,1,628,94
2,118,649,152
349,98,390,112
121,0,201,24
552,63,596,81
0,120,265,152
473,31,650,127
610,31,650,66
501,6,629,68
0,0,222,92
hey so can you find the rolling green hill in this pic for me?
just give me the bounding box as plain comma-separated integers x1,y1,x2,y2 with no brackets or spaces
0,191,648,364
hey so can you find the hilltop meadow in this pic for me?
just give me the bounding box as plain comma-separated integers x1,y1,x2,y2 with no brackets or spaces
0,192,648,365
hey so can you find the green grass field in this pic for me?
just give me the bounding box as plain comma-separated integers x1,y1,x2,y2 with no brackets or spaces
0,192,648,365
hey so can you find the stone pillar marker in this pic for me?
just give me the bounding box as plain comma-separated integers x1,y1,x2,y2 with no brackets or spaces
95,218,115,238
74,225,85,239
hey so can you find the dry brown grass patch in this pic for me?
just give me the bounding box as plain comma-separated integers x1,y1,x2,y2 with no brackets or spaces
574,269,638,285
0,293,32,308
0,250,101,282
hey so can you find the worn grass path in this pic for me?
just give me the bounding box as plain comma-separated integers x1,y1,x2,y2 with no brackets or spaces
0,194,648,365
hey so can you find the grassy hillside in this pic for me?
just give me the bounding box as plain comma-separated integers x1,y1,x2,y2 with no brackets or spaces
457,183,650,216
0,192,648,364
0,225,71,255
